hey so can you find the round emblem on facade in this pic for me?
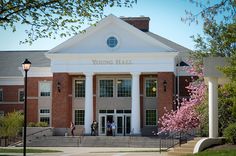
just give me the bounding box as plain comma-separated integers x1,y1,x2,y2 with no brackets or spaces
106,36,118,48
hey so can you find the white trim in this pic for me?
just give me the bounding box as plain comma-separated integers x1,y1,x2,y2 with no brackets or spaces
73,77,85,99
116,78,132,98
98,78,115,98
38,81,52,97
0,77,24,85
0,102,23,104
0,88,2,102
18,67,52,77
145,109,157,126
18,88,24,102
48,14,174,54
144,78,158,98
0,111,4,116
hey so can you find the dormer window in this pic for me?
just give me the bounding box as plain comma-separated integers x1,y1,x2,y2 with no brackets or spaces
107,36,118,48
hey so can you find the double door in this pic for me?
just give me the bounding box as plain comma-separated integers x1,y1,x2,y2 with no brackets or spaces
99,114,131,136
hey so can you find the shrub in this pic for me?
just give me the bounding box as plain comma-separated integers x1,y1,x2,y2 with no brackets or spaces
28,122,36,127
0,111,23,138
36,122,48,127
223,123,236,144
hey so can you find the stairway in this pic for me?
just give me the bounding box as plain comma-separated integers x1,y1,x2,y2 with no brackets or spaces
167,138,201,156
19,135,167,148
80,136,161,147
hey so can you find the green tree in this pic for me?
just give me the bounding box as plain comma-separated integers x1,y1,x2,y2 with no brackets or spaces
0,111,24,138
0,0,136,44
184,0,236,136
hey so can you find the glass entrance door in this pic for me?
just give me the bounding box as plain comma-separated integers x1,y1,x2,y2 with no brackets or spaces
116,116,123,135
125,115,131,135
116,115,131,136
99,115,106,135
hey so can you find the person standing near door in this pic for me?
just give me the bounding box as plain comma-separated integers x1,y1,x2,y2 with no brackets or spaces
111,121,116,136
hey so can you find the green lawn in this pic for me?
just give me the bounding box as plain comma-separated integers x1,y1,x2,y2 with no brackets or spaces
0,148,61,153
187,149,236,156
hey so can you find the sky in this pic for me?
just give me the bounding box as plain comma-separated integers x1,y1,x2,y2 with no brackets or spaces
0,0,205,51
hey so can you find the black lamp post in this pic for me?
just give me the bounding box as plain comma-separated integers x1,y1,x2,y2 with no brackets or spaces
22,59,31,156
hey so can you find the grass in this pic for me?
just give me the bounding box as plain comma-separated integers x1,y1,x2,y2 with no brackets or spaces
187,149,236,156
0,148,62,153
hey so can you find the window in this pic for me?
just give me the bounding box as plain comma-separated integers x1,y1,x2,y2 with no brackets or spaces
0,89,3,102
40,109,50,114
99,80,113,97
39,109,50,126
19,89,24,102
146,110,157,126
39,82,51,97
75,110,84,125
107,36,118,48
75,80,85,97
40,117,50,125
0,111,4,116
145,79,157,97
117,79,131,97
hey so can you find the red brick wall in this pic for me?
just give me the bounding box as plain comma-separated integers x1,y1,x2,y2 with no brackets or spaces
52,73,72,128
157,72,174,126
121,17,150,32
27,77,52,123
0,85,24,102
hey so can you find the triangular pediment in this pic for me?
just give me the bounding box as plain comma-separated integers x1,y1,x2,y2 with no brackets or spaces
48,14,175,54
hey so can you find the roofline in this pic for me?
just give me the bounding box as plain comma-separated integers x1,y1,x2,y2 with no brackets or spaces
0,50,48,52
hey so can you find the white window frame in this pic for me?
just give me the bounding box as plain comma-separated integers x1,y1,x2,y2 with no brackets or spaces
144,78,157,98
0,111,4,116
39,108,51,126
116,78,132,98
98,78,114,98
39,81,52,97
74,109,85,125
145,109,157,126
0,88,3,102
74,78,85,98
18,88,24,102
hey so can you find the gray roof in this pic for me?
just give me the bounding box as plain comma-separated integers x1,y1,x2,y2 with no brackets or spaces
146,32,191,52
0,51,49,77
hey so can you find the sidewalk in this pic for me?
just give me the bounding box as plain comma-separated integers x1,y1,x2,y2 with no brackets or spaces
0,147,168,156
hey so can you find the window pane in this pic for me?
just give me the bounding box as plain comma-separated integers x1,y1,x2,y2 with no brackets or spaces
40,109,50,114
19,90,24,102
0,90,3,102
40,82,51,96
145,79,157,97
40,117,50,126
75,80,85,97
146,110,157,126
75,110,84,125
117,80,131,97
99,80,113,97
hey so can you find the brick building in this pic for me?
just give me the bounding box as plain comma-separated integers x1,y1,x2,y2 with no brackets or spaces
0,14,192,136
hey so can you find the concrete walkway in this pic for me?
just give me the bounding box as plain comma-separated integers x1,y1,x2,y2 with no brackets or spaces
0,147,167,156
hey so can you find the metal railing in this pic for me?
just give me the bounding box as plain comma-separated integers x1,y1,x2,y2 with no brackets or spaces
158,129,199,153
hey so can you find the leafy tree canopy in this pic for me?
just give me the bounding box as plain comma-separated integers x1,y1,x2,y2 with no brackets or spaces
0,0,136,44
182,0,236,25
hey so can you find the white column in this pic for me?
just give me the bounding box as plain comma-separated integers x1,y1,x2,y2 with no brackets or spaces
84,72,93,135
131,72,141,135
208,77,218,138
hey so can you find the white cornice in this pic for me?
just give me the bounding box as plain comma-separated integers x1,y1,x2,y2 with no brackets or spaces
0,77,24,85
18,67,52,77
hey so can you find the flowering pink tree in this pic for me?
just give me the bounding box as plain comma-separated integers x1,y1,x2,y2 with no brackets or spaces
158,62,207,133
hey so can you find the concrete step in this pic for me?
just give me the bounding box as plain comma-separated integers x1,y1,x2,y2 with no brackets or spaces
167,138,201,156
